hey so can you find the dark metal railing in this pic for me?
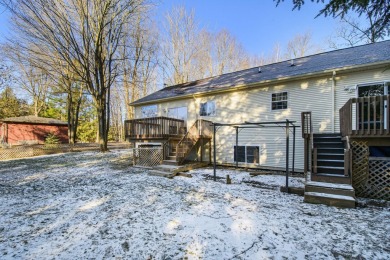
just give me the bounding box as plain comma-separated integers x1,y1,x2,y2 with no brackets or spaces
124,117,186,140
340,95,389,137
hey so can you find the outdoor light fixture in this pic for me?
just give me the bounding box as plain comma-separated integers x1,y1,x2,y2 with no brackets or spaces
344,85,356,93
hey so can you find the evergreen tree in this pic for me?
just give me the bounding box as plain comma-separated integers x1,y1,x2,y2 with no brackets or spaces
0,87,30,118
276,0,390,39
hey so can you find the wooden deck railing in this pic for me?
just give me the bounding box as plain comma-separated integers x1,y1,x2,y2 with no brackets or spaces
301,112,314,177
176,119,213,164
124,117,186,140
340,95,389,137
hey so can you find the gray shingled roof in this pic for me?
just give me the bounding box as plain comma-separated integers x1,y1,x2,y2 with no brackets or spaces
132,40,390,105
0,116,68,125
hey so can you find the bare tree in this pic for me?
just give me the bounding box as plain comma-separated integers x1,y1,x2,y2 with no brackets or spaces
213,29,251,75
4,46,51,116
161,6,258,85
0,61,13,91
329,15,390,49
55,68,85,144
285,32,321,59
121,13,159,120
1,0,146,151
161,6,202,85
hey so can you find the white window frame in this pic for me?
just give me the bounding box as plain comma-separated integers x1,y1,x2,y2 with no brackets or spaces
141,105,157,118
271,92,288,110
199,101,216,116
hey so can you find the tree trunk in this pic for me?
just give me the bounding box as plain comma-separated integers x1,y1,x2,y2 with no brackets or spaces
66,87,75,144
96,92,109,152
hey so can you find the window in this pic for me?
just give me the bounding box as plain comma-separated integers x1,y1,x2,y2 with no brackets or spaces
200,101,216,116
141,105,157,118
234,146,259,163
233,146,246,162
168,106,188,121
272,92,288,110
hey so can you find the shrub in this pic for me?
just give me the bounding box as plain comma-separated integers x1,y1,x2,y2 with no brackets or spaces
44,132,60,147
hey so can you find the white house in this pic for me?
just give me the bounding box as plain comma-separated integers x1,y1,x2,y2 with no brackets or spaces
126,40,390,204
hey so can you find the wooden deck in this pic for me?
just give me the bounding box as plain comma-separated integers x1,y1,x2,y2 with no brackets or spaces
124,117,186,140
340,95,389,138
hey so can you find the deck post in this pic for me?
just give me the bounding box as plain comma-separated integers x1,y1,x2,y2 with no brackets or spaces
235,127,238,169
293,125,296,174
213,124,217,181
285,119,290,193
200,138,203,162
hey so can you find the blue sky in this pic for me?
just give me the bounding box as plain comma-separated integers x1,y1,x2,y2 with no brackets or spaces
154,0,341,55
0,0,341,56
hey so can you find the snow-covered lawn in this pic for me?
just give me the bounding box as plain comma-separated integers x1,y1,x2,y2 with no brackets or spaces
0,151,389,259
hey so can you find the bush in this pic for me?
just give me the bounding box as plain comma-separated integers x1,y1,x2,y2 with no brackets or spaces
44,132,60,147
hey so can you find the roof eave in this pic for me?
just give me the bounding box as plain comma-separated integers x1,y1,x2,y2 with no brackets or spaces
130,61,390,107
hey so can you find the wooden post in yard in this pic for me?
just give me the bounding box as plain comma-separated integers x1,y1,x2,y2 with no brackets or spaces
235,127,238,169
213,124,217,181
285,119,290,193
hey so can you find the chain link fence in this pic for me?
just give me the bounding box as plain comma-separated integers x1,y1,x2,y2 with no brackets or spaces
0,143,132,161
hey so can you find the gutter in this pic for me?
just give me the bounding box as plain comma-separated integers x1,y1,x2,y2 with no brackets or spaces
131,61,390,107
332,71,336,133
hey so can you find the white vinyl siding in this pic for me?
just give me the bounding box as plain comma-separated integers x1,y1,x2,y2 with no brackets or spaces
133,67,390,171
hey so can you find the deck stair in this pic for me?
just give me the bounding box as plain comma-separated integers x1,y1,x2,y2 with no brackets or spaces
304,181,356,208
311,133,350,184
304,133,355,208
162,137,181,166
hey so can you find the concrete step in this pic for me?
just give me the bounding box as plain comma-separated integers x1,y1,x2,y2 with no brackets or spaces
305,181,355,197
148,170,176,179
167,156,177,160
304,192,356,208
162,160,179,166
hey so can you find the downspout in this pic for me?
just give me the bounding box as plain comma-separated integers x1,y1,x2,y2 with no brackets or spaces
331,71,336,133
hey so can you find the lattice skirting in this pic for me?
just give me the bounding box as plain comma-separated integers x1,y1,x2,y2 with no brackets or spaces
351,141,390,200
133,148,163,167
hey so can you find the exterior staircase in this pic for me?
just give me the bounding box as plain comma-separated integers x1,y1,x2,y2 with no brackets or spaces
300,114,356,208
311,133,351,184
304,181,356,208
304,133,356,208
148,119,213,178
